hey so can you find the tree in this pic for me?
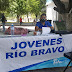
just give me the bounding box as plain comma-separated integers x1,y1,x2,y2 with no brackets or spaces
8,0,32,22
0,0,9,19
53,0,72,31
0,0,9,11
7,0,46,22
24,0,32,22
29,0,46,21
8,0,27,23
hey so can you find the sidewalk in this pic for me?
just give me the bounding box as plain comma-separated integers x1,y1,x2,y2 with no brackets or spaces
0,31,4,35
0,22,35,26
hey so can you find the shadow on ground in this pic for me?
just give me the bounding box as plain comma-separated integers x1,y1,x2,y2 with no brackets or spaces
22,67,72,72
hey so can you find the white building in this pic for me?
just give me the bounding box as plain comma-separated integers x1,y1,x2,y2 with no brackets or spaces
46,0,58,21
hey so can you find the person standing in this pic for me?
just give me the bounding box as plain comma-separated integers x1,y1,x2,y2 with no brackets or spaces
33,19,36,25
1,13,6,32
20,17,22,25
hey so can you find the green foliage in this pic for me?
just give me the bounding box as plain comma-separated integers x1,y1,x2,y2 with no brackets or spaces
7,0,25,15
0,0,9,19
24,0,32,14
0,0,9,11
55,21,66,31
7,0,46,16
3,0,46,21
29,0,46,16
7,0,32,16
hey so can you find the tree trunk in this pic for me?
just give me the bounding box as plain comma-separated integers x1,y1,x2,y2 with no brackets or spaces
36,15,37,22
62,13,72,31
66,13,72,31
53,0,72,31
27,14,29,22
17,15,19,23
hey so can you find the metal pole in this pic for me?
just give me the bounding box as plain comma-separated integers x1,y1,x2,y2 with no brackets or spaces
63,60,71,72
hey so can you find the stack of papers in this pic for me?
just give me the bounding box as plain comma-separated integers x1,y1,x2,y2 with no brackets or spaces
42,27,51,34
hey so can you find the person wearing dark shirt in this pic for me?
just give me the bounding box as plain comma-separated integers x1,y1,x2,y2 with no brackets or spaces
1,13,6,32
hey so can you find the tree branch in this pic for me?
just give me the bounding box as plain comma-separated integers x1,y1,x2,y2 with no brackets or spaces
68,0,72,12
53,0,66,13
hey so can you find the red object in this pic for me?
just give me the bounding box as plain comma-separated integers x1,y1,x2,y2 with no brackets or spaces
20,17,22,22
5,27,28,35
59,20,61,22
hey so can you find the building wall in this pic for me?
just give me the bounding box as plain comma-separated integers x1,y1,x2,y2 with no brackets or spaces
46,1,58,21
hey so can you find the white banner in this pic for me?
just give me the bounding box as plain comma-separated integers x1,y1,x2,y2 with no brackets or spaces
0,34,72,72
